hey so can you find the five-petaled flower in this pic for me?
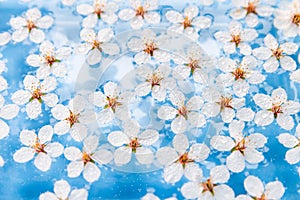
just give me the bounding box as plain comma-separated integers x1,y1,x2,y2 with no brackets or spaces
12,75,58,119
9,8,54,43
253,87,300,130
76,0,119,28
13,125,64,172
26,40,72,79
118,0,160,29
108,120,159,165
211,120,267,173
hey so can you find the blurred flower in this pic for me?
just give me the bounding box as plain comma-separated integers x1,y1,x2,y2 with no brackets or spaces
13,125,63,172
0,32,11,46
9,8,53,43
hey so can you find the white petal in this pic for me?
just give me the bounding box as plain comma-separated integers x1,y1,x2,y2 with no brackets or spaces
130,16,144,29
26,100,42,119
276,114,294,130
24,75,39,90
118,9,136,21
139,129,159,146
173,65,190,80
221,107,235,123
64,147,82,161
108,131,129,147
192,16,211,29
184,163,203,181
189,143,210,162
240,29,258,41
30,29,45,44
102,43,120,55
67,161,84,177
114,146,132,165
214,31,231,43
263,56,279,73
0,120,9,140
0,76,7,91
92,149,113,164
0,32,11,46
214,185,235,200
70,124,87,142
39,192,57,200
51,104,70,120
76,4,94,15
12,28,28,42
169,90,185,106
34,153,51,171
43,93,58,107
0,104,19,120
134,52,150,64
254,110,274,126
135,82,151,97
238,43,252,55
280,56,296,71
26,54,43,67
265,181,285,199
36,16,53,29
247,71,265,84
244,148,264,164
229,21,242,35
244,176,264,197
256,5,274,17
230,8,247,19
13,147,35,163
54,121,69,135
210,136,235,151
26,8,41,20
186,96,203,111
163,162,183,183
264,34,278,50
281,42,298,55
285,147,300,164
188,112,206,128
181,182,201,199
210,165,230,183
38,125,53,144
69,189,88,200
202,103,220,117
277,133,298,148
171,116,187,134
166,10,183,23
236,108,255,122
45,142,63,158
10,17,27,29
253,47,272,60
245,13,258,27
184,6,198,19
144,12,160,24
82,14,98,28
233,79,249,97
235,195,252,200
157,106,177,120
54,180,70,199
83,162,100,182
83,135,98,153
87,49,102,65
226,150,245,173
136,147,154,164
51,63,67,78
253,94,272,109
97,109,114,124
156,147,178,166
248,133,267,148
172,134,189,154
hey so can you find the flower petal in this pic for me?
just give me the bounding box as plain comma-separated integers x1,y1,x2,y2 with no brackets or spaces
156,147,178,166
226,151,245,173
172,134,189,154
83,162,101,183
254,110,274,126
277,133,298,148
114,146,132,165
285,147,300,164
210,136,235,151
157,106,177,120
45,142,63,158
210,165,230,183
64,146,82,161
171,116,187,134
184,163,203,181
276,114,294,130
244,148,264,164
54,180,70,199
253,94,272,109
30,29,45,44
181,182,201,199
92,149,113,164
26,100,42,119
189,143,210,162
67,161,84,178
244,176,264,197
265,181,285,199
136,147,154,165
163,162,183,183
13,147,35,163
34,153,51,172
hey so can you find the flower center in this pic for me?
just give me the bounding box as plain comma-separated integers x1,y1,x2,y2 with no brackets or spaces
244,2,257,15
92,40,102,51
232,67,247,80
30,88,44,103
177,152,193,167
177,106,188,120
270,104,283,118
144,41,158,56
254,194,266,200
201,179,217,195
232,138,246,155
105,96,122,113
272,48,283,60
136,6,146,18
219,96,233,110
127,138,141,153
26,20,36,32
94,4,104,19
146,73,163,89
44,55,59,67
292,14,300,26
187,59,199,74
231,34,241,46
82,152,94,165
33,138,46,153
182,17,192,29
65,110,80,127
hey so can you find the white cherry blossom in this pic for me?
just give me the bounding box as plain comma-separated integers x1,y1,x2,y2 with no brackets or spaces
166,5,211,40
13,125,64,172
241,176,285,200
26,41,72,79
202,87,246,123
9,8,54,43
214,21,258,55
77,28,119,65
108,120,159,165
172,45,212,84
0,32,11,46
211,120,267,173
274,0,300,38
277,124,300,164
76,0,118,28
118,0,160,29
90,81,130,125
39,180,88,200
217,55,265,97
156,134,210,183
11,75,58,119
64,135,113,183
181,165,234,200
230,0,274,27
51,95,91,141
135,63,175,101
157,90,206,134
253,88,300,130
253,34,298,73
127,29,170,64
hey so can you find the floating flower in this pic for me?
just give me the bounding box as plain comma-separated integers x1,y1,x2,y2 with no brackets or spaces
77,28,119,65
181,165,234,200
127,29,170,64
9,8,53,43
157,90,206,134
39,180,88,200
229,0,274,27
51,95,91,141
277,124,300,164
12,75,58,119
13,125,64,172
253,34,298,73
201,87,246,123
253,87,300,130
156,134,210,183
118,0,160,29
26,40,72,79
64,135,113,183
108,120,159,165
217,55,265,97
211,120,267,173
236,176,285,200
166,5,211,39
214,21,257,55
274,0,300,38
76,0,118,28
135,63,175,101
